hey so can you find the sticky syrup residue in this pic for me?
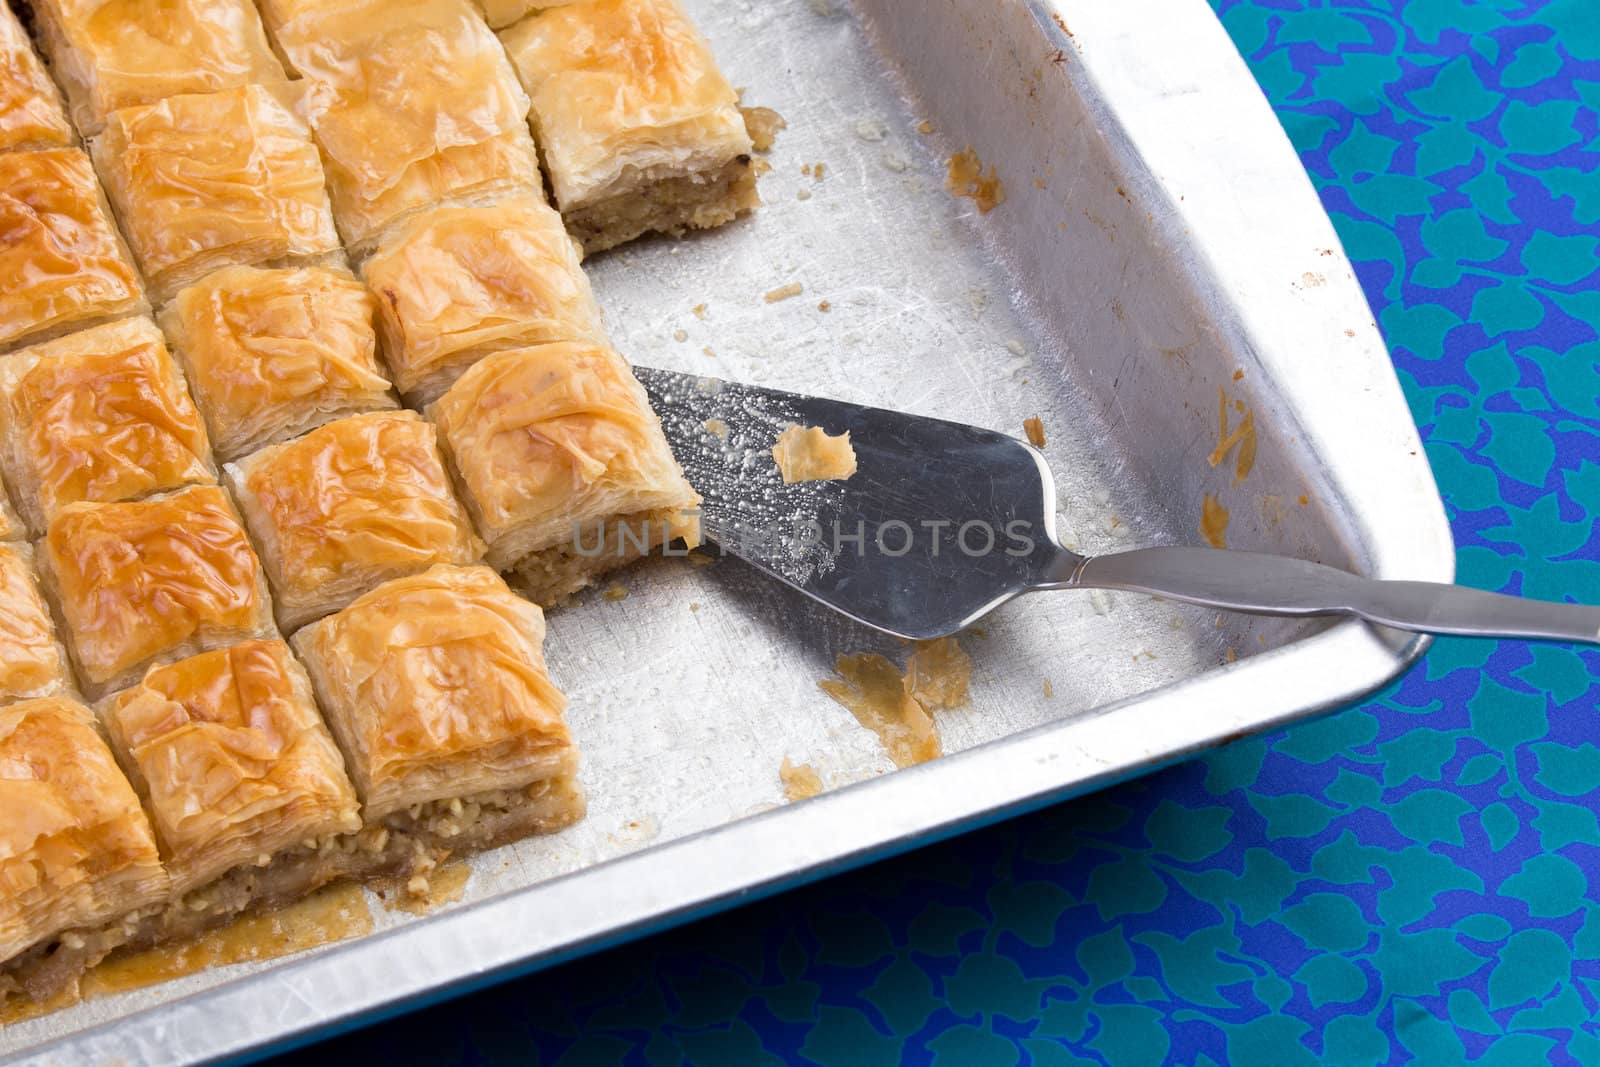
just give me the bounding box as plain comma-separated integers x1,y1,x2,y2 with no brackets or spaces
1023,416,1047,448
779,758,825,801
740,106,787,152
1208,386,1257,481
820,638,971,769
380,863,472,916
772,424,858,484
947,148,1006,213
1200,494,1230,549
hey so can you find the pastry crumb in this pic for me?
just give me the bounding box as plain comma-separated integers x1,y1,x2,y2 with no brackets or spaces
947,147,1005,213
820,654,940,768
766,282,804,303
1208,387,1257,481
907,637,972,711
702,345,717,358
772,424,857,483
1023,416,1047,448
818,300,832,312
692,303,708,318
797,189,813,201
1200,494,1230,549
602,582,629,602
741,106,787,151
916,119,935,134
385,864,470,916
703,418,729,440
779,758,825,801
673,329,689,342
686,550,716,568
1043,678,1054,699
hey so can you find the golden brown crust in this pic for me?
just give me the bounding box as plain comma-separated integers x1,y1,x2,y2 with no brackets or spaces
159,265,396,463
0,544,74,704
29,0,286,135
292,565,573,821
474,0,583,29
0,697,167,964
432,342,698,570
226,411,483,632
91,85,340,303
0,1,73,152
262,0,539,250
362,196,606,403
771,425,857,484
41,486,276,694
0,149,145,352
0,317,215,534
99,640,362,895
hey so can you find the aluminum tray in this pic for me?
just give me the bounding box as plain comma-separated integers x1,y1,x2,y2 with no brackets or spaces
3,0,1453,1062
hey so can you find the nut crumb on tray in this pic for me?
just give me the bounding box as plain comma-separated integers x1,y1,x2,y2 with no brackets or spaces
772,425,857,484
947,147,1005,213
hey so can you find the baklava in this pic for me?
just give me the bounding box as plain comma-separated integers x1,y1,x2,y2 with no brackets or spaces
430,342,700,602
0,475,23,542
97,640,362,898
293,564,582,837
39,485,278,698
29,0,286,135
159,264,397,463
92,84,342,303
260,0,542,252
0,148,146,352
0,543,76,704
225,411,484,632
362,195,607,405
0,697,168,1005
475,0,585,30
0,0,74,152
500,0,760,252
0,317,215,534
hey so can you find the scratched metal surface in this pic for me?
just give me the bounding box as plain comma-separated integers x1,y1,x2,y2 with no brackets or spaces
2,0,1452,1063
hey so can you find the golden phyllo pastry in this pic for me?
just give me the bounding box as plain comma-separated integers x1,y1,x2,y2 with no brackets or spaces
0,0,73,152
0,317,215,534
29,0,286,135
0,544,74,704
0,474,23,541
92,84,341,303
500,0,759,252
293,565,580,827
476,0,586,30
40,486,277,697
0,148,145,352
0,697,167,977
261,0,541,252
225,411,483,632
160,265,397,462
362,196,606,404
98,640,362,896
431,343,699,599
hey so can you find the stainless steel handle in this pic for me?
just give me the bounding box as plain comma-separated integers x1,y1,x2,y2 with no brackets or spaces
1072,547,1600,646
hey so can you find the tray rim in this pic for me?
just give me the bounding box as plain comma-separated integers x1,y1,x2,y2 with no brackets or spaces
6,0,1455,1062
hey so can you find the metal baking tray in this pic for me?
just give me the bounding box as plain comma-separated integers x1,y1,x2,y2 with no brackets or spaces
3,0,1453,1062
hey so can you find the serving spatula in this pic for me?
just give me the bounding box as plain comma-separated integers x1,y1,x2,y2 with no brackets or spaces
635,367,1600,647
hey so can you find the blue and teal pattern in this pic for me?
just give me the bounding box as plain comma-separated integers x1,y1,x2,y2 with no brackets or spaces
276,1,1600,1062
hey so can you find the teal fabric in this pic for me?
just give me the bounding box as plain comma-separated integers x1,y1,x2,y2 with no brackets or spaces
269,2,1600,1063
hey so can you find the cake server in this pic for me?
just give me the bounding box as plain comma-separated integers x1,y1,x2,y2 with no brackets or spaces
636,367,1600,647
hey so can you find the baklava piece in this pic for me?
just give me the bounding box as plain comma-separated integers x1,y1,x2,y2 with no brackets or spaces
159,265,397,463
97,641,362,898
0,0,73,152
92,84,341,303
501,0,760,253
293,565,583,845
0,697,168,1006
430,343,699,602
362,196,606,405
0,317,215,534
0,544,75,704
261,0,542,252
38,485,277,698
0,148,145,352
475,0,584,30
0,475,22,541
225,411,483,632
29,0,285,135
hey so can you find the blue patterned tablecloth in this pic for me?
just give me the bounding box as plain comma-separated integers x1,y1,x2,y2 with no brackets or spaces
275,2,1600,1062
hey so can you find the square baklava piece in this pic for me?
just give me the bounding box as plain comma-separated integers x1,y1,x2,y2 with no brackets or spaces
98,640,362,898
475,0,581,30
225,411,483,632
92,84,341,303
431,342,700,603
501,0,760,252
261,0,542,253
159,264,397,463
0,697,168,1006
0,0,73,152
362,195,607,404
29,0,286,135
0,543,75,703
0,149,145,352
39,485,278,697
293,565,582,839
0,317,215,534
